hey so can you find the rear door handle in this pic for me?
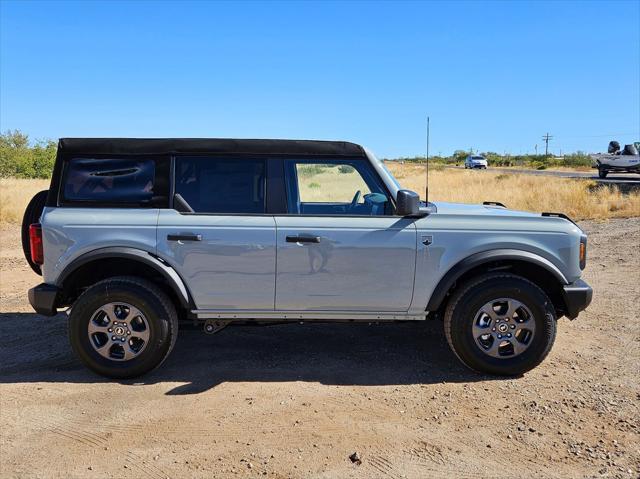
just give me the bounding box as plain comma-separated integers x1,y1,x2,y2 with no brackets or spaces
167,233,202,242
286,235,321,244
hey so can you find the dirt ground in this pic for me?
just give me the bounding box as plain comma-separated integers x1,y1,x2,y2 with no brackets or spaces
1,219,638,479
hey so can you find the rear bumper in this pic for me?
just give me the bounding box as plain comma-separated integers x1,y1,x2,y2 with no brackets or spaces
28,283,60,316
562,279,593,319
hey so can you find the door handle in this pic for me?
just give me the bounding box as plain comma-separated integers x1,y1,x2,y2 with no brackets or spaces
167,233,202,242
286,235,321,244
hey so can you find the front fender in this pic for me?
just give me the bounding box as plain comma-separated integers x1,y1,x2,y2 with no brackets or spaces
425,249,568,312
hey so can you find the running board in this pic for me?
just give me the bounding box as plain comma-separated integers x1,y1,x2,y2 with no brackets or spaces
192,310,427,321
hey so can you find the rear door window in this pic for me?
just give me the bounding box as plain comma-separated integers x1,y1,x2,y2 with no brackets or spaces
174,157,266,214
63,158,164,205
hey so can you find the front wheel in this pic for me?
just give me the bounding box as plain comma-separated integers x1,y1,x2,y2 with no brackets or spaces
444,273,556,376
69,276,178,378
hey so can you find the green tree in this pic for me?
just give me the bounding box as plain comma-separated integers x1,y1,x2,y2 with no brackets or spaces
32,140,57,178
452,150,470,163
0,130,57,178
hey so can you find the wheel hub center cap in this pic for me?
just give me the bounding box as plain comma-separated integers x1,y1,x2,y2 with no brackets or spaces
114,326,126,336
498,323,509,333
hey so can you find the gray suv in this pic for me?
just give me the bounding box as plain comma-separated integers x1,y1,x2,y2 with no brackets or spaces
25,138,592,378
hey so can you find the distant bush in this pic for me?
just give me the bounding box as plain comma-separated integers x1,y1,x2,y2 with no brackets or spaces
338,165,355,174
297,164,326,178
531,161,547,170
385,150,593,170
308,182,320,189
0,130,57,179
383,155,451,165
561,152,592,168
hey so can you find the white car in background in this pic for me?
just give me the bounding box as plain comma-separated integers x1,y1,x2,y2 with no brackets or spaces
464,155,488,169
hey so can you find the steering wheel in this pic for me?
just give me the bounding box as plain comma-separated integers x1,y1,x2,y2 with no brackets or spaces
349,190,361,211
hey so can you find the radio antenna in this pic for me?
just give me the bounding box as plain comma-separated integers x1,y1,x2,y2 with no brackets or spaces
425,116,430,204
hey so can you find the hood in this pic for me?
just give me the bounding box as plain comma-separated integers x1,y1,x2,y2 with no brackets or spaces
432,201,538,217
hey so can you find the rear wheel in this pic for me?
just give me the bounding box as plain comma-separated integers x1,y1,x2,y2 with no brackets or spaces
598,167,608,179
21,190,48,275
444,273,556,376
69,276,178,378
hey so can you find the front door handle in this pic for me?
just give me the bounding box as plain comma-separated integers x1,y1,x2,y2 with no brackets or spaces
167,233,202,242
286,235,321,244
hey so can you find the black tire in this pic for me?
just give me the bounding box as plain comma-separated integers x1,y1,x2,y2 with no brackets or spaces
69,276,178,379
598,167,608,179
444,273,556,376
21,190,48,275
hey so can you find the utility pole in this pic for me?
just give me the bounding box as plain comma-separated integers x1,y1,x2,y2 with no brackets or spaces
542,133,553,156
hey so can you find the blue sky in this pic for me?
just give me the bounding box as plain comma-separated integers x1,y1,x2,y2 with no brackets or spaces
1,1,638,158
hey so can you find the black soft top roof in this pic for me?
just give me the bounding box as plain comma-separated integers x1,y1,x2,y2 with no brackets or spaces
58,138,365,157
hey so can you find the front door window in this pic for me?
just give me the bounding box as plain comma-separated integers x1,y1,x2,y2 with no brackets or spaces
284,159,391,215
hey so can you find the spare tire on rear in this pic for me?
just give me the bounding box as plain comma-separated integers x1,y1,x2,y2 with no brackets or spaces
21,190,49,275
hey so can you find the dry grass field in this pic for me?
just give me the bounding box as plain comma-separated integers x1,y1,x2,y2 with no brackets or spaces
0,178,49,224
1,165,639,225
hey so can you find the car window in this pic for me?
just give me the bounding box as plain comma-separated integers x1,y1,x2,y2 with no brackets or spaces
174,157,265,214
284,159,391,215
63,158,160,204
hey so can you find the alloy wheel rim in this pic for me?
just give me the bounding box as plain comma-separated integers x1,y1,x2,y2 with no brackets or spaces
472,298,536,358
87,302,150,361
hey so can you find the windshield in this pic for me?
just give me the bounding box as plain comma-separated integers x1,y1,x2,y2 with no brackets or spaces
472,156,485,160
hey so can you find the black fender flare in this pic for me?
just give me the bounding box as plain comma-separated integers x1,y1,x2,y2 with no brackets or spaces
57,247,193,308
426,249,568,311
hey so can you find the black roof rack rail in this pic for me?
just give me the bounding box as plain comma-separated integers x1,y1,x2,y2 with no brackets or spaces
483,201,506,207
541,212,577,226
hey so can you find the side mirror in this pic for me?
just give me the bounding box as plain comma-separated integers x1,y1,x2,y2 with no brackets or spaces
396,189,421,216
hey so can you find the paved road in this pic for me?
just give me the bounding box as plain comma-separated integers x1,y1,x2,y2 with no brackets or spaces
448,165,640,189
